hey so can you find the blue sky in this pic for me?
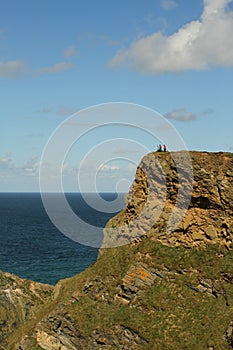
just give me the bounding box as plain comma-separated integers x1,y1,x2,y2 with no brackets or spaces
1,0,233,192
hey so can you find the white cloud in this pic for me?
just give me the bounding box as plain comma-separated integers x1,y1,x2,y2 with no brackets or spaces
21,156,39,177
64,46,77,58
0,47,76,79
161,0,178,10
99,164,120,172
97,162,136,180
0,153,40,178
0,60,27,78
202,0,231,19
38,61,75,74
109,0,233,73
164,108,197,122
0,152,13,170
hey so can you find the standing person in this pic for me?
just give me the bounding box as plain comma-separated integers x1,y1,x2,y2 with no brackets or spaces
163,145,167,152
157,144,162,152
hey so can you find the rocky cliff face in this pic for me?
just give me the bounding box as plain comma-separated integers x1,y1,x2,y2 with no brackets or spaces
0,270,53,349
104,151,233,249
1,151,233,350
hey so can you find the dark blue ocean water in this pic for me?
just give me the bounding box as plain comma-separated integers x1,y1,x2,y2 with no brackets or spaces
0,193,124,285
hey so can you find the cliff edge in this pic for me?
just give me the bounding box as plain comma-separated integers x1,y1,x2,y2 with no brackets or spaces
104,151,233,249
2,151,233,350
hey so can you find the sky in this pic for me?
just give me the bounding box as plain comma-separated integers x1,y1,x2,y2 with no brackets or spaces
0,0,233,192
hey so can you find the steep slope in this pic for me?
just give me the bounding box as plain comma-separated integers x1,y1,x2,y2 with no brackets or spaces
1,151,233,349
0,271,53,349
104,151,233,249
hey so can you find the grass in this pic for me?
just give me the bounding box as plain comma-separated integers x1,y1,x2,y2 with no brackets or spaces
6,238,233,349
58,240,233,348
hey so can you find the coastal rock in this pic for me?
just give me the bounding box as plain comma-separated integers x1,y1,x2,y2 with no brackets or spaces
0,270,53,349
103,151,233,249
2,151,233,349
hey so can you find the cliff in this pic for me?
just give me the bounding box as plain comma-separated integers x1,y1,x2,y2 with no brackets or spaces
1,151,233,349
0,270,53,349
103,151,233,249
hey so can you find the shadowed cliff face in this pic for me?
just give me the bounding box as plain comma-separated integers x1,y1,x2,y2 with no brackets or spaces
2,152,233,350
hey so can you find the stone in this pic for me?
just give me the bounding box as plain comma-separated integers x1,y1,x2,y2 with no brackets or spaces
204,225,218,240
192,230,205,241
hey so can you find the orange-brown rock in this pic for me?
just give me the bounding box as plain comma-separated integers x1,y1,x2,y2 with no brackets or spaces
104,151,233,249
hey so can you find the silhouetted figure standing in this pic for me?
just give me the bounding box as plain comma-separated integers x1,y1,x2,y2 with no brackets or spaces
163,145,167,152
157,144,162,152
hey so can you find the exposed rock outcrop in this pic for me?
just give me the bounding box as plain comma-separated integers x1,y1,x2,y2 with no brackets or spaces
104,151,233,249
1,151,233,349
0,270,53,349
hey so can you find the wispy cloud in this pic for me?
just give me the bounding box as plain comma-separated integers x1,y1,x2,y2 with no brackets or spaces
0,152,13,170
0,60,27,78
164,108,197,122
38,61,75,75
97,164,121,179
64,46,77,58
161,0,178,10
109,0,233,73
0,153,39,177
0,45,76,79
21,156,39,177
99,164,120,172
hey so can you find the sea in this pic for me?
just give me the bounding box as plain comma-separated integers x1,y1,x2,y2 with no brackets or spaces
0,192,125,285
